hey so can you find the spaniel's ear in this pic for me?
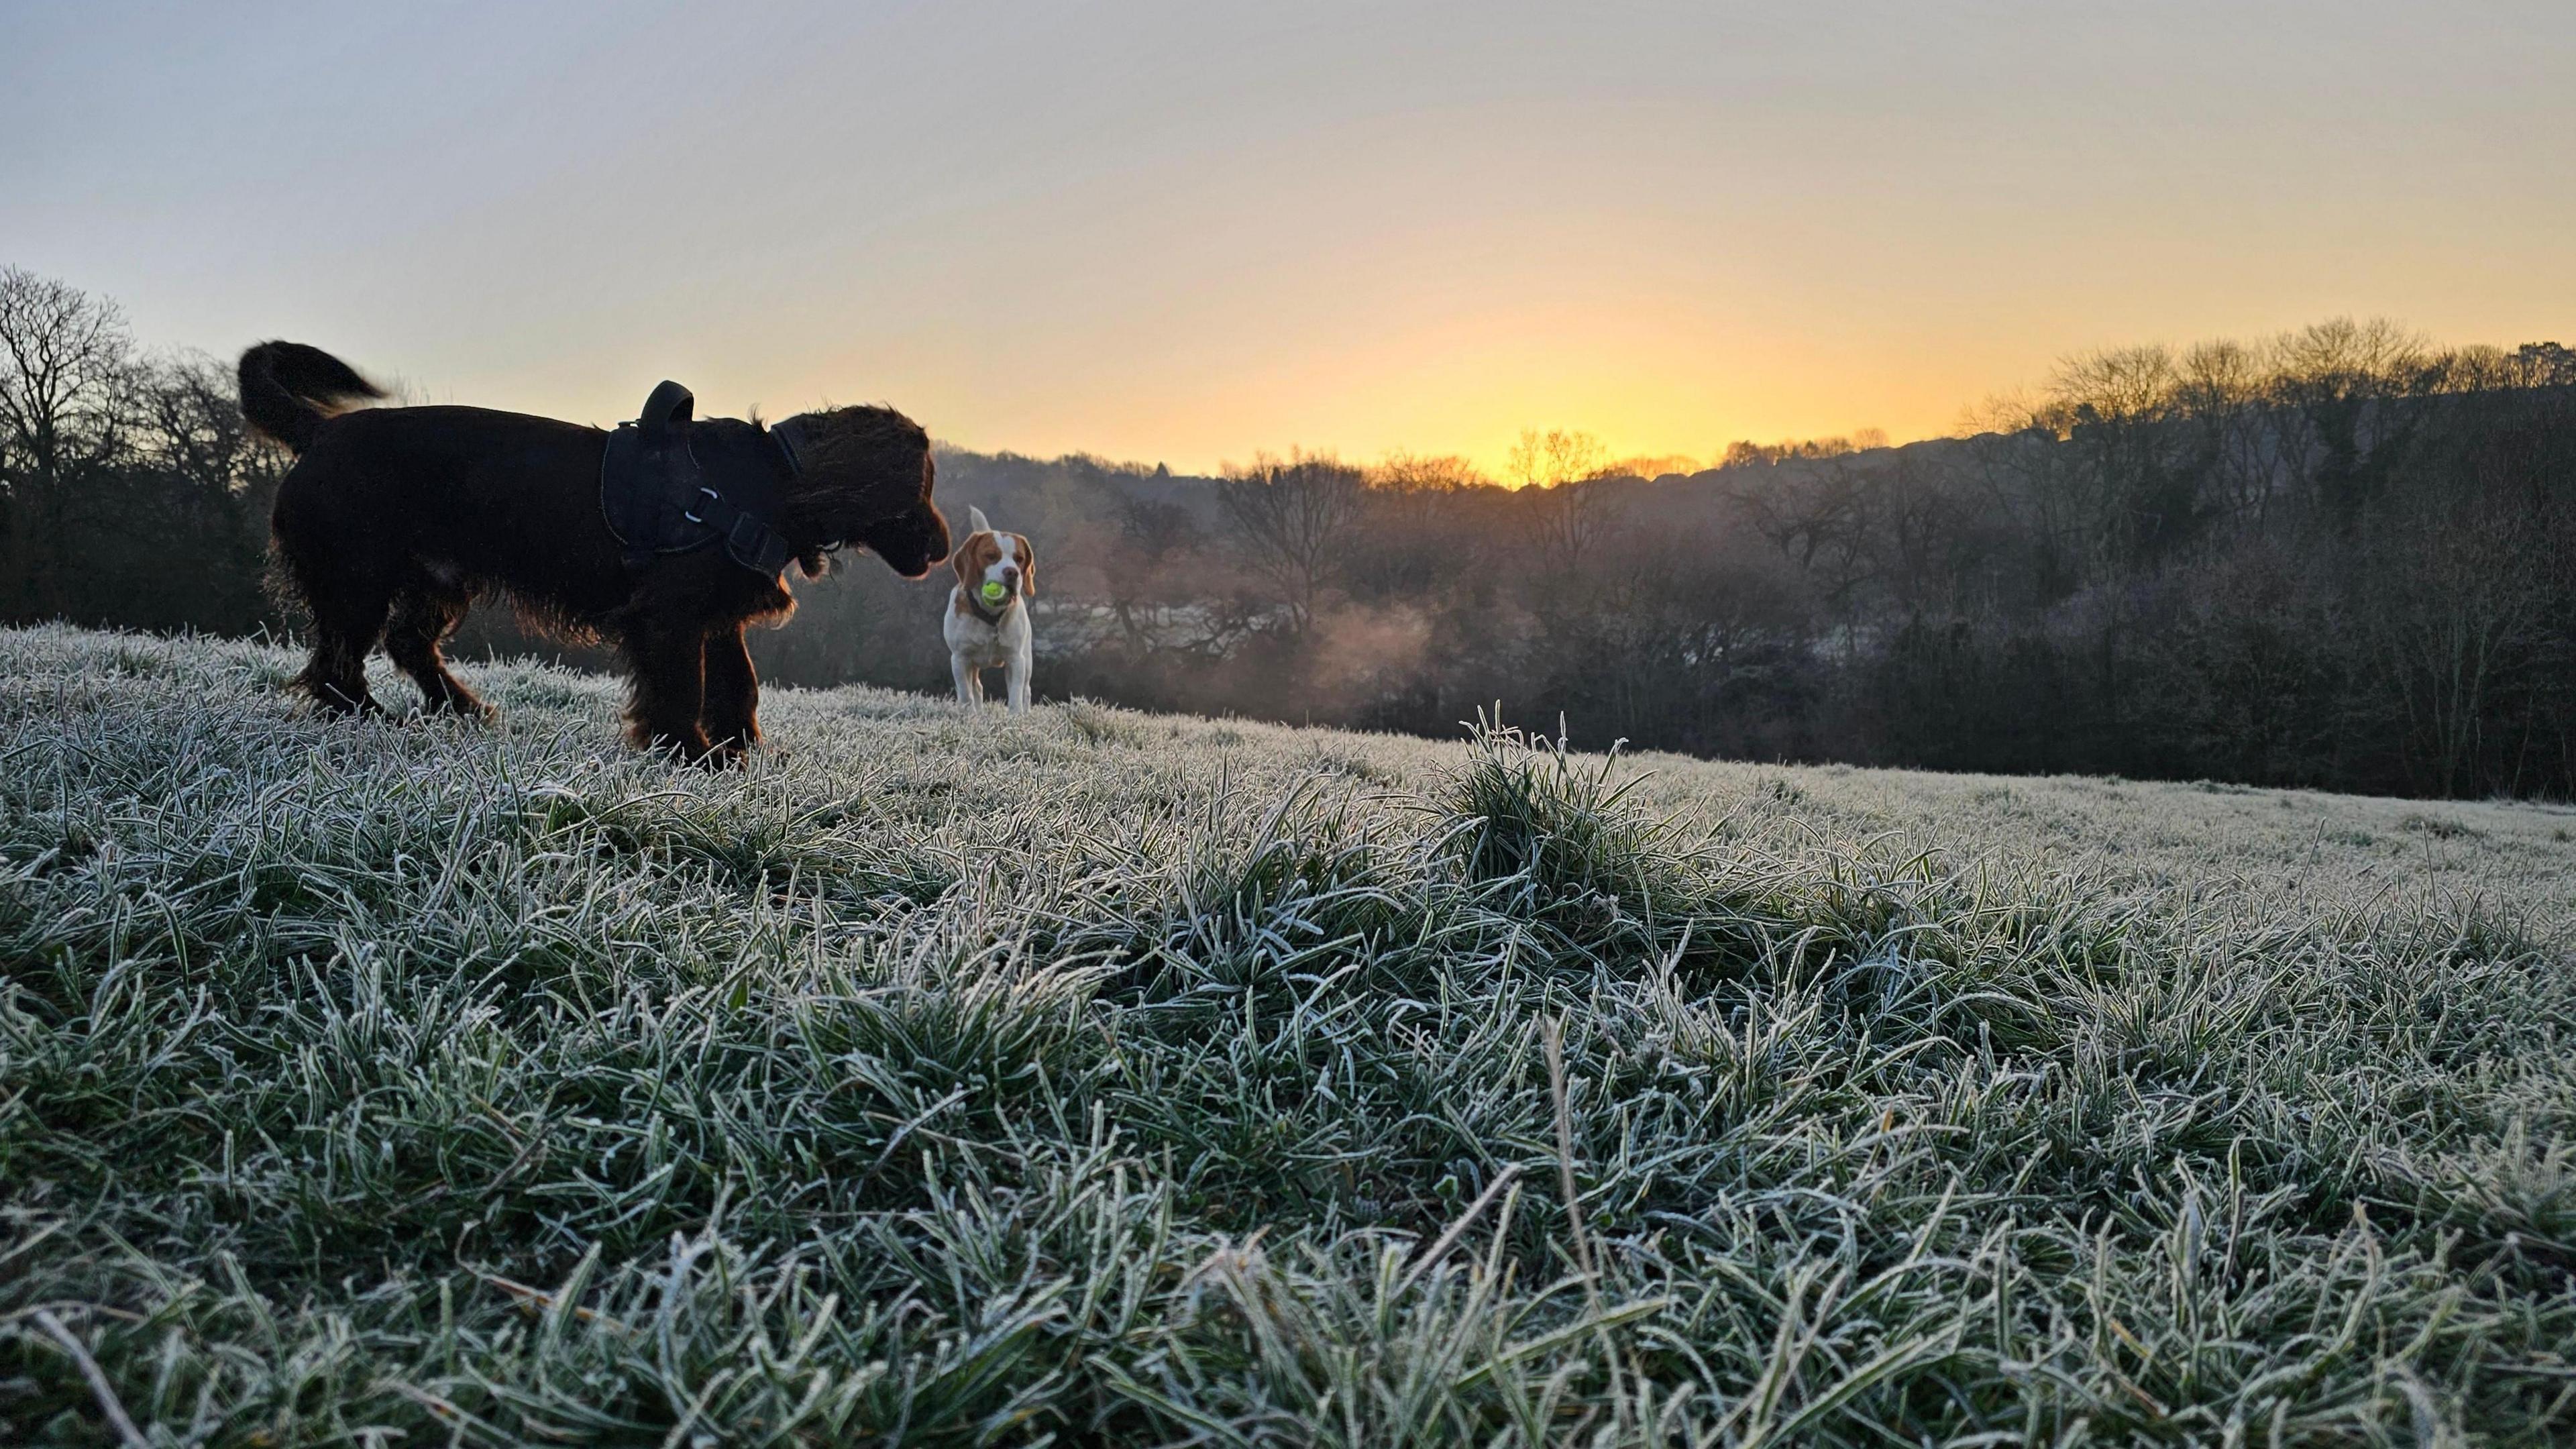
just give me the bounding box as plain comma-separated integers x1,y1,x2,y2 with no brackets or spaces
1016,535,1037,597
951,537,979,589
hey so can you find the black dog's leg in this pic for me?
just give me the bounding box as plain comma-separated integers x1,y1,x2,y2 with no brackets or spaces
700,623,761,766
296,584,392,716
271,498,390,715
622,618,714,763
386,588,490,717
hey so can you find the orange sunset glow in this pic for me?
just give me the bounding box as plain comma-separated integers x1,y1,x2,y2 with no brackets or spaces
9,3,2571,476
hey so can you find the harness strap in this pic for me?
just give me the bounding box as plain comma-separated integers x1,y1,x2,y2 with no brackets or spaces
684,485,796,576
598,382,802,578
639,379,695,435
769,417,809,472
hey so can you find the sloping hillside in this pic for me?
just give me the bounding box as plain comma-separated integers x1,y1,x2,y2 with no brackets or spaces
3,625,2572,1445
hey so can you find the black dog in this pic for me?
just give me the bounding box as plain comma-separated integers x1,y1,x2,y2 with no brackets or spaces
239,341,949,763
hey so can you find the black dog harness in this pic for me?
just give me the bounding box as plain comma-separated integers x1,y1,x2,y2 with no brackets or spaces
599,380,808,576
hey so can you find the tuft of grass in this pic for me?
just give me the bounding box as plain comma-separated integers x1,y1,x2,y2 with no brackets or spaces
1062,696,1148,749
3,625,2574,1446
2398,811,2485,841
1438,714,1690,958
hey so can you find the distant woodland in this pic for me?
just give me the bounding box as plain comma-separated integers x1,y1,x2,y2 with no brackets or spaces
7,264,2573,799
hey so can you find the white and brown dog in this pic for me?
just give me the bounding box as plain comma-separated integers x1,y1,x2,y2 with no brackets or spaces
943,506,1036,712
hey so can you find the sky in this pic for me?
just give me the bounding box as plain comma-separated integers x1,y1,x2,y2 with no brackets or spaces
5,1,2572,476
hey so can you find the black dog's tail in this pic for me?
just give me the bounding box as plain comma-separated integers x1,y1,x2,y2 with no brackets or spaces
237,341,385,453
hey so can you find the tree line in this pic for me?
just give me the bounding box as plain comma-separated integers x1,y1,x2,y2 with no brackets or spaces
0,268,286,634
7,265,2573,798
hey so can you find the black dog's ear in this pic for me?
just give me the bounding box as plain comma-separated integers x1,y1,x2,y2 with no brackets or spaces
796,547,832,580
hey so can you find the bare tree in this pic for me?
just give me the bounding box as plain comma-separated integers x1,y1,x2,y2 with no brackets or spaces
2175,339,2287,532
0,268,136,616
1601,451,1699,480
1503,428,1605,490
1217,449,1366,633
2267,317,2429,525
1370,451,1489,494
1102,494,1210,645
1364,451,1488,539
133,351,282,504
1717,430,1882,469
2512,341,2576,387
133,350,292,610
2363,506,2555,795
1505,428,1618,574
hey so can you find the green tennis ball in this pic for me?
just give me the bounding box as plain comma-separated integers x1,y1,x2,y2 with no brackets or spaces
981,580,1009,603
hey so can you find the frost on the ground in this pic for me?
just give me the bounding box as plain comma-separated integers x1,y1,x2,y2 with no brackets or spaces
3,624,2573,1445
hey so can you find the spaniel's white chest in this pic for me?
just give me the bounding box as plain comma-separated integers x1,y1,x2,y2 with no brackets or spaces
945,590,1029,666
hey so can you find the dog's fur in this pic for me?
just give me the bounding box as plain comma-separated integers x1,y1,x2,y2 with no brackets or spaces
943,506,1036,713
240,341,949,763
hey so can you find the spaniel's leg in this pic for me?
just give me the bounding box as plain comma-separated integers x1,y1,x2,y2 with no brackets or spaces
386,586,489,717
295,580,392,716
270,466,389,715
700,623,761,765
621,618,713,762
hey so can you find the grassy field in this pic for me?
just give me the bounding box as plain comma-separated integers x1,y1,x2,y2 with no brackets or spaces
3,623,2573,1446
